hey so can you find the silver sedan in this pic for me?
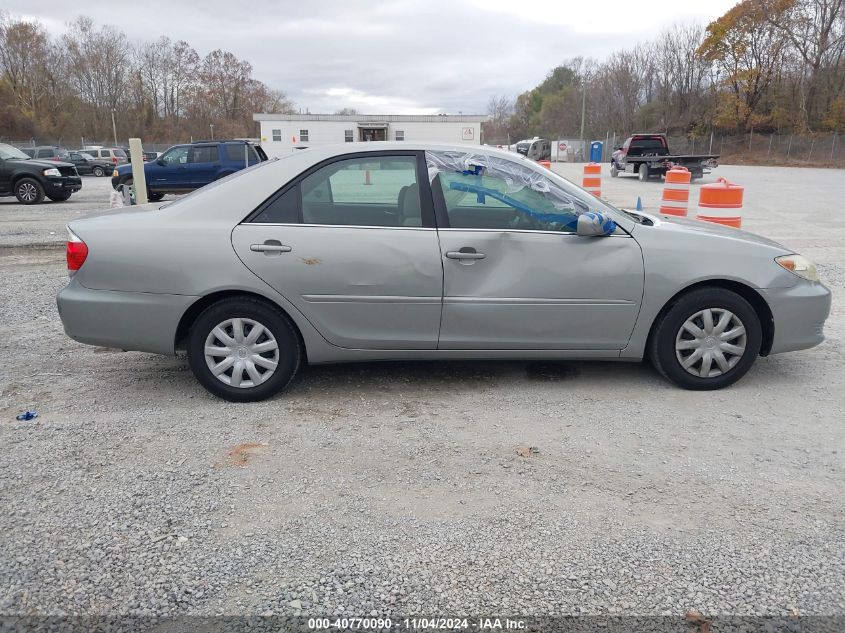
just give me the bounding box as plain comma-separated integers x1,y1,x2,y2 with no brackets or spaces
57,143,831,401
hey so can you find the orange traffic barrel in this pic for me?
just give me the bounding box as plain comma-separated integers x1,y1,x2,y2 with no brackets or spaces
659,166,691,217
696,178,743,228
582,162,601,197
538,160,551,170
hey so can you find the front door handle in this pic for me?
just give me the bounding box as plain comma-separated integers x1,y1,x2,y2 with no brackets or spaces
250,242,292,253
446,249,486,260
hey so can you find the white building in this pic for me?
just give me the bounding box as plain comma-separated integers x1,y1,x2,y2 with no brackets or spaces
253,113,488,157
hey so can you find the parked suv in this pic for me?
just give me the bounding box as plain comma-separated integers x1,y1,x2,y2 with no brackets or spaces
111,140,267,200
68,151,112,177
0,143,82,204
86,147,128,165
20,146,73,162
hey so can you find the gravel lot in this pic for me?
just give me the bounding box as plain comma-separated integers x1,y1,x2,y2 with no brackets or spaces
0,165,843,621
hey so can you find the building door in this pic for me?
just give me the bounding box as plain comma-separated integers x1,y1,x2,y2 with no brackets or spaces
360,128,386,142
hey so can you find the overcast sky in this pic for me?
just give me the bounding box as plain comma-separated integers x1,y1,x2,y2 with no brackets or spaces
9,0,737,114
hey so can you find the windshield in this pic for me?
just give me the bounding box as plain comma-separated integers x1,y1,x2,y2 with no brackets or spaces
0,143,31,160
113,149,127,157
79,152,95,160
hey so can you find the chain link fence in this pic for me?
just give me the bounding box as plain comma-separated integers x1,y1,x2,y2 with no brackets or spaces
1,138,180,153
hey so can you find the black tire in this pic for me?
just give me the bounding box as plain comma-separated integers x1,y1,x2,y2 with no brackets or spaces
610,163,619,178
638,163,650,182
649,287,762,390
47,192,72,202
148,191,165,201
14,178,45,204
187,297,301,402
92,166,105,177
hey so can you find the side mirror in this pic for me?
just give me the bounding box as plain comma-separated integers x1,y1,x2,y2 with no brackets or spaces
577,211,616,237
156,158,166,166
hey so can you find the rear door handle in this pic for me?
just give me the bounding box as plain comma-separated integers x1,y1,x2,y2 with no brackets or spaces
250,243,292,253
446,250,486,260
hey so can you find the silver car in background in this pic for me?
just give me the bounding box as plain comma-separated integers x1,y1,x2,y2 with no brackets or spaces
57,143,830,401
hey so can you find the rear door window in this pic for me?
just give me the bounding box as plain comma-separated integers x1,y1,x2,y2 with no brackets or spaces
191,146,219,163
299,155,421,227
101,150,111,157
112,149,127,158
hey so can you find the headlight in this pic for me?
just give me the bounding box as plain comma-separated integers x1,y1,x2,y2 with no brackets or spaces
43,168,61,177
775,254,819,282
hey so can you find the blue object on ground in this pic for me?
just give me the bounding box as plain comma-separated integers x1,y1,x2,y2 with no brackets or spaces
15,410,38,421
636,196,643,211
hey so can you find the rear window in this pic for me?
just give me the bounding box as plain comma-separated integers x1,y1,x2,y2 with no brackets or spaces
112,149,127,157
630,137,665,149
56,148,69,159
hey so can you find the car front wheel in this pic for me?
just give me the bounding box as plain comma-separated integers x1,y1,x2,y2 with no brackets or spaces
15,178,45,204
187,297,301,402
92,166,105,177
649,287,762,390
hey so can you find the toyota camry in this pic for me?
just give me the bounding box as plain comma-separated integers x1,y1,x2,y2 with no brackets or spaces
56,143,830,401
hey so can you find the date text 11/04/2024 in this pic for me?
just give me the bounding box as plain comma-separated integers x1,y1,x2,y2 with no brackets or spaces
307,617,527,630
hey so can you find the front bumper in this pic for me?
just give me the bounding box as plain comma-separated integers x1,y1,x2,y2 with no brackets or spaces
57,277,196,355
761,280,831,355
47,176,82,193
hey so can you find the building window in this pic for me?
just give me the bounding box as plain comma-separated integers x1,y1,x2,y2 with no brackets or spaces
344,130,353,142
272,129,281,142
300,129,309,142
395,130,405,141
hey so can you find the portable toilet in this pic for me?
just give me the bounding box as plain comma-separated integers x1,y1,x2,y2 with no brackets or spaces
590,141,603,163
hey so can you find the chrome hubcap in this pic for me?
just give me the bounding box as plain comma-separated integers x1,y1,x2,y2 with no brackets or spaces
204,318,279,388
19,183,37,202
675,308,747,378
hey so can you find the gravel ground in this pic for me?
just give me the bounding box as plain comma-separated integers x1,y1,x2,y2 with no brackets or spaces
0,165,843,621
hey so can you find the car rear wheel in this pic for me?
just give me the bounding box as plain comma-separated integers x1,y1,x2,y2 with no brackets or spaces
92,166,105,177
638,163,650,182
148,192,165,201
187,298,301,402
649,287,762,390
610,163,619,178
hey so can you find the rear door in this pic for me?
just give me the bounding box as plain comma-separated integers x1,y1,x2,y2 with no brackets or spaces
186,144,220,187
231,151,444,349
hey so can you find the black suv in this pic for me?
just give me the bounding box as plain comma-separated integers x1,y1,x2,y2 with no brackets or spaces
67,150,112,177
0,143,82,204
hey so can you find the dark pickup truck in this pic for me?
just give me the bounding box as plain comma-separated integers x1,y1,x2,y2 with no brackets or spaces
610,134,718,182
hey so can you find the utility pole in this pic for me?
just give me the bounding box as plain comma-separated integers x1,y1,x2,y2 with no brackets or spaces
210,124,215,140
579,79,586,145
111,109,118,147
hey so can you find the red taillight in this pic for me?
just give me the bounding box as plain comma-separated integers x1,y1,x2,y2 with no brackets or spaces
67,228,88,276
112,156,118,164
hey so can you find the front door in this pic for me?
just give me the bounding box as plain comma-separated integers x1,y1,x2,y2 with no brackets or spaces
231,152,443,349
428,151,644,350
146,145,191,190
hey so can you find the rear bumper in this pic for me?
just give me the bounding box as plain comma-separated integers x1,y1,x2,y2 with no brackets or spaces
761,281,831,355
56,278,196,355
